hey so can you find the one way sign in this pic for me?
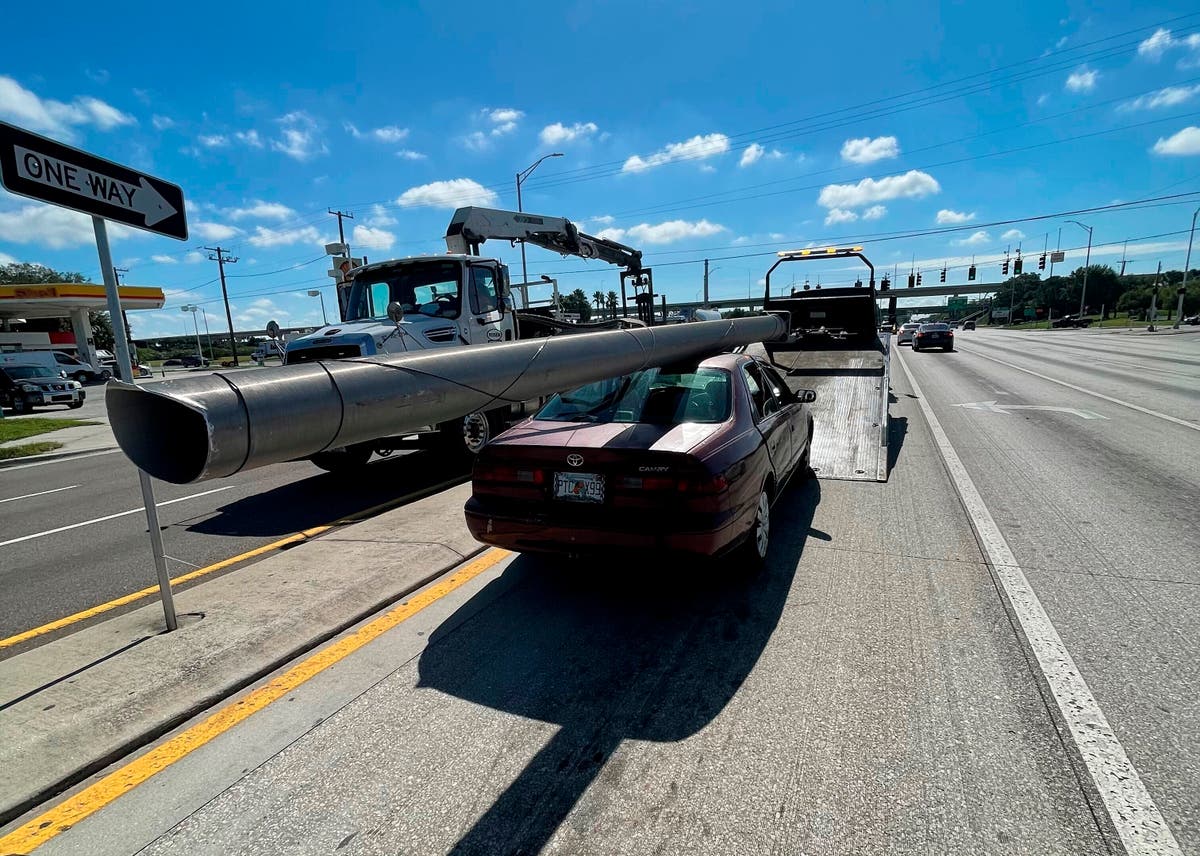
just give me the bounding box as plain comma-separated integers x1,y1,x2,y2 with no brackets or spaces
0,121,187,240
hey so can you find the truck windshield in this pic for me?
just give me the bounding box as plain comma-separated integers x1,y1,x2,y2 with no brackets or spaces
537,367,731,425
345,260,462,321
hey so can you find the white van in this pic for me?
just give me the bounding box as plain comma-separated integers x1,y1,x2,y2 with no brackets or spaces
0,350,108,383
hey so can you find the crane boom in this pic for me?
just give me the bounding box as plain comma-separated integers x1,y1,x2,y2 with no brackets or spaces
445,206,644,273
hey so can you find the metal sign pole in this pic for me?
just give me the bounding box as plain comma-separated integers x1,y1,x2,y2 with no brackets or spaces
93,215,178,631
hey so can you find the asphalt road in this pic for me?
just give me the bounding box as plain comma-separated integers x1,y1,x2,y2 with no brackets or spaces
0,446,470,648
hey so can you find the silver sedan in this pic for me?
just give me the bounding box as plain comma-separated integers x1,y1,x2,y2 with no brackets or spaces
897,322,921,345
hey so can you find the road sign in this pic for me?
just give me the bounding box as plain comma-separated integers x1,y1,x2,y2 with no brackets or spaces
1050,250,1065,263
0,121,187,240
947,296,968,315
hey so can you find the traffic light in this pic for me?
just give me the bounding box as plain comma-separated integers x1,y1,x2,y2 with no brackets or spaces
881,276,890,291
917,272,923,285
1002,258,1009,276
907,273,915,288
940,267,947,283
1014,255,1023,275
968,265,976,281
1038,253,1046,271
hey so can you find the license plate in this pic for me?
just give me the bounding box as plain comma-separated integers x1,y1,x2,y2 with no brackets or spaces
553,472,605,503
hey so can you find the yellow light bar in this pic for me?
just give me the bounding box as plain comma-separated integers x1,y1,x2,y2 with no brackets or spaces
776,245,864,258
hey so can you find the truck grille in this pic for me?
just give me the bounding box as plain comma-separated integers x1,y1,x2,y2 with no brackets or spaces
286,344,363,364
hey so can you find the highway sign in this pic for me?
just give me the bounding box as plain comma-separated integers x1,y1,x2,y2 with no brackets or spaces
0,121,187,240
1050,250,1065,263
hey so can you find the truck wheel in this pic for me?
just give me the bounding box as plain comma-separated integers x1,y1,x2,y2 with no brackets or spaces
440,410,501,457
309,443,373,473
73,371,92,384
69,400,84,409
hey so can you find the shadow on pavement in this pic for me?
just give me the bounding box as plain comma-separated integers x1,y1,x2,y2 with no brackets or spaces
887,415,908,473
185,450,470,537
418,477,821,856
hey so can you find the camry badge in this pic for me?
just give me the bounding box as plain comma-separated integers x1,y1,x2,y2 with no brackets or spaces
566,453,584,467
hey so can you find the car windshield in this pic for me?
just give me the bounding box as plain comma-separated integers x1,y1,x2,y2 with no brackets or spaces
920,323,951,331
4,365,56,379
537,366,731,425
345,260,462,321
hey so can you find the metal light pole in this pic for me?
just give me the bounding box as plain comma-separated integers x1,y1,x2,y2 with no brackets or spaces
181,304,202,359
307,289,328,325
1067,220,1093,317
199,308,213,360
1174,207,1198,330
515,153,564,293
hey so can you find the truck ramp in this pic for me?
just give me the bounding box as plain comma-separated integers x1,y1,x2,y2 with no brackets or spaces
763,335,891,482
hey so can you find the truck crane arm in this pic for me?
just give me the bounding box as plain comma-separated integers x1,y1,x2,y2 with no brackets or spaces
445,206,644,274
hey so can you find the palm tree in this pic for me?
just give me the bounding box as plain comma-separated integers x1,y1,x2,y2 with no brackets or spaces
606,290,619,319
592,290,604,313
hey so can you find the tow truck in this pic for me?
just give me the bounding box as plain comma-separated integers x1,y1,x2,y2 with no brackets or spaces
283,206,657,470
760,247,892,482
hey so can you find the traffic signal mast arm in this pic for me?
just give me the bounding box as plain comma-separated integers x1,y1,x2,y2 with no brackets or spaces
445,206,645,274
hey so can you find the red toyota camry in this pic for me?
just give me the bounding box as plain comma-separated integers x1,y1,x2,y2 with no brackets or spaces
464,353,815,563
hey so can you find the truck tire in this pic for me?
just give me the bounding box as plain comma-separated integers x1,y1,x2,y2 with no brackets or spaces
309,442,373,473
439,409,502,457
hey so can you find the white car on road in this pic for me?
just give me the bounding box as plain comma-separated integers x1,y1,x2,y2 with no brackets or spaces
897,322,921,345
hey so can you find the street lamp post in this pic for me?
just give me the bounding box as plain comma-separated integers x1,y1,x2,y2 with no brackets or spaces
180,304,202,360
515,153,564,297
307,289,328,325
1067,220,1093,318
1174,207,1198,330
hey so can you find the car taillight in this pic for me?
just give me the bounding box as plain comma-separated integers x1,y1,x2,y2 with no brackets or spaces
474,463,545,484
619,473,727,494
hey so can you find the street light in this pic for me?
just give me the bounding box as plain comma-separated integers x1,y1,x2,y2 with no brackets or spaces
307,289,328,326
1174,207,1198,330
1066,220,1093,317
180,304,202,360
515,153,564,291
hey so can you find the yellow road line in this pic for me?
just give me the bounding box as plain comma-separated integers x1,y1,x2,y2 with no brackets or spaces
0,548,510,854
0,526,331,650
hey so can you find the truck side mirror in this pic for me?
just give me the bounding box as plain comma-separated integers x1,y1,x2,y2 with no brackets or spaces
386,301,405,324
498,295,512,314
801,389,817,403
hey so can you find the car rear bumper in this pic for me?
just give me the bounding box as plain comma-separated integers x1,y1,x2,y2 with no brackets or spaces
464,497,750,558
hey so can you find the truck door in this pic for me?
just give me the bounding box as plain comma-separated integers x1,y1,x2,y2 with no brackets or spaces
743,362,792,481
466,264,512,344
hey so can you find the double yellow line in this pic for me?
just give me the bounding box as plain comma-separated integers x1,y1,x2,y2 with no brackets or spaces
0,548,510,853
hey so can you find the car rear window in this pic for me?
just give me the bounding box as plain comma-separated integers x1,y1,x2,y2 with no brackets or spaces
538,367,731,425
920,323,951,331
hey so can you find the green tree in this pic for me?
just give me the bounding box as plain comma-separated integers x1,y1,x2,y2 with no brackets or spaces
606,290,619,318
592,290,604,314
89,311,116,350
1066,265,1121,318
0,263,86,285
561,288,592,321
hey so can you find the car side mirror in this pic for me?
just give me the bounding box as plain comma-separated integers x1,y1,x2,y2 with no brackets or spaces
801,389,817,403
386,301,405,324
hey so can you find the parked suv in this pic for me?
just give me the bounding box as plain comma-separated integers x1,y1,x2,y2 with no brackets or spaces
0,365,85,413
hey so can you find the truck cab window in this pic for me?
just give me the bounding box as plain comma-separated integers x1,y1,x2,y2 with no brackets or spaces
470,266,499,315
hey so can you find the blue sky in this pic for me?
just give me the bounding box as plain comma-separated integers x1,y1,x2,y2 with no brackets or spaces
2,0,1200,337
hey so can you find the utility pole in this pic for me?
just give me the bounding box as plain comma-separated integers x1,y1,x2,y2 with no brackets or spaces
703,259,709,306
1149,261,1162,330
328,209,354,254
1067,220,1093,317
204,246,240,366
515,153,564,294
1176,207,1198,329
112,266,135,350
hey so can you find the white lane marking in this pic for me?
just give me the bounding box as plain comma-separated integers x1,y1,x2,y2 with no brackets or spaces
0,448,121,472
954,401,1107,420
958,346,1199,432
0,484,79,504
0,486,235,548
896,348,1182,855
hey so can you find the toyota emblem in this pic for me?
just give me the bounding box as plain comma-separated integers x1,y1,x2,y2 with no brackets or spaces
566,453,584,468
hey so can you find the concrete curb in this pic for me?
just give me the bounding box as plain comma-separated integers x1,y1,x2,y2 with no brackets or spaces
0,445,119,468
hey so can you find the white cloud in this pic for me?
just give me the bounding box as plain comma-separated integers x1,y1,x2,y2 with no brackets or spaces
954,230,991,247
1120,84,1200,111
372,125,408,143
862,205,887,221
150,254,178,264
623,133,730,173
151,114,175,131
840,135,900,164
1001,229,1026,241
590,215,615,226
352,224,395,250
740,143,765,168
396,178,498,209
184,251,205,264
0,75,135,139
235,129,264,148
246,225,322,248
368,204,397,226
1152,126,1200,156
1037,93,1050,107
271,111,327,161
1055,36,1069,49
395,149,426,160
539,121,599,146
817,170,940,209
824,208,858,226
0,201,131,248
596,219,725,245
1138,28,1175,60
1065,67,1098,93
461,131,489,151
193,221,239,241
936,209,975,225
483,107,523,137
227,201,297,221
198,134,228,148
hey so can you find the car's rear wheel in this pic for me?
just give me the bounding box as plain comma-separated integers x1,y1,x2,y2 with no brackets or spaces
732,486,771,567
11,397,30,414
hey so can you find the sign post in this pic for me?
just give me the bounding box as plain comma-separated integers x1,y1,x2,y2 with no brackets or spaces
0,121,187,631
